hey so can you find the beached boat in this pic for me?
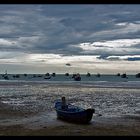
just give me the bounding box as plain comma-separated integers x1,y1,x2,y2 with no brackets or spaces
54,99,95,124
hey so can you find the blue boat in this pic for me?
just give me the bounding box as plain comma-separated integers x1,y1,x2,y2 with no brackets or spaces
54,99,95,124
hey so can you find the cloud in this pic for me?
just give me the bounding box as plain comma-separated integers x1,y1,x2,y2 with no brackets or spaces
0,5,140,56
89,23,140,39
98,55,140,61
127,57,140,61
91,39,140,48
72,38,140,56
0,39,16,46
0,5,140,73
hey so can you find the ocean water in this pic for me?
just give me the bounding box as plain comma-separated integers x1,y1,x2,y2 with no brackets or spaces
0,74,140,89
0,74,140,82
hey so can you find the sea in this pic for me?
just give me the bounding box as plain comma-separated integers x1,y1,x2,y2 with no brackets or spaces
0,74,140,126
1,73,140,88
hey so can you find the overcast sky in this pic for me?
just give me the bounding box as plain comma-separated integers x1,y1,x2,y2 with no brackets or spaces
0,4,140,74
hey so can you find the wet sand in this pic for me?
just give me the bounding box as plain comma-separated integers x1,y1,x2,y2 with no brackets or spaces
0,104,140,136
0,82,140,136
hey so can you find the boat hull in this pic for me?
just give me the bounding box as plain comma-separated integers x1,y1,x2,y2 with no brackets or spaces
55,101,95,124
56,109,94,124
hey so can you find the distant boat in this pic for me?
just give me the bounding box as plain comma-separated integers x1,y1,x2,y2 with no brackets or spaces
24,74,27,77
45,73,50,76
44,73,51,79
66,63,71,66
96,73,101,77
86,72,91,77
73,73,81,81
121,73,127,78
52,73,56,77
116,73,120,76
136,73,140,78
4,75,9,80
72,74,77,78
44,76,51,79
65,73,69,76
54,98,95,124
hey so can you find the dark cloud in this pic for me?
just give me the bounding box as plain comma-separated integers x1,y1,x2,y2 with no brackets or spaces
127,57,140,61
0,4,140,57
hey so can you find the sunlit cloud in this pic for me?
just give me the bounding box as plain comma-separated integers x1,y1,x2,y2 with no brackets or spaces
115,22,128,26
76,39,140,49
27,54,99,64
91,39,140,48
72,39,140,55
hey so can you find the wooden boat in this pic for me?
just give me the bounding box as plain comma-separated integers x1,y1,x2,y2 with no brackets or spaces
54,99,95,124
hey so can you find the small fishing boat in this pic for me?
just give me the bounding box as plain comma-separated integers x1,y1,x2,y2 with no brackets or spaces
72,73,81,81
54,98,95,124
44,76,51,79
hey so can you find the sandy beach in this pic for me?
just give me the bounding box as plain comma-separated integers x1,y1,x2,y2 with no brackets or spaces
0,108,140,136
0,81,140,136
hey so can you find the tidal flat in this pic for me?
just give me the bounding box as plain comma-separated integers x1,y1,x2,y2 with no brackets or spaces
0,81,140,136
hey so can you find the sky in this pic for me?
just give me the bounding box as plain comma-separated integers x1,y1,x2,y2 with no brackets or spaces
0,4,140,74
